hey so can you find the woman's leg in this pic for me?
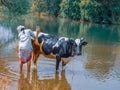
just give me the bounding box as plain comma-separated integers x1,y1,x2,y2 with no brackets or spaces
27,52,32,72
20,61,23,73
27,60,31,72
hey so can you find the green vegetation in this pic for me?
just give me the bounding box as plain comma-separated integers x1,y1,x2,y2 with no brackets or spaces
0,0,120,24
80,0,120,24
60,0,81,20
0,0,30,16
33,0,61,17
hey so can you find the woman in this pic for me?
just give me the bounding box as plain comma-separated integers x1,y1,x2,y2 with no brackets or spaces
17,25,40,72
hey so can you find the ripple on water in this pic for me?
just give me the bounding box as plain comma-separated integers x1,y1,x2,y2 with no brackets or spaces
36,58,56,80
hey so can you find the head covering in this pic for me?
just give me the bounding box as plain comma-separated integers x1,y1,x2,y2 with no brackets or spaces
17,25,25,32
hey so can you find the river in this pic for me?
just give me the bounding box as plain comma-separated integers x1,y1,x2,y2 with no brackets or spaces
0,14,120,90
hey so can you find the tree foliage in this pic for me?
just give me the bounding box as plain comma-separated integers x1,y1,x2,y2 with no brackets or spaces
80,0,120,24
33,0,61,17
60,0,120,23
109,0,120,22
44,0,61,17
80,0,102,23
1,0,30,16
0,0,120,24
32,0,46,13
60,0,81,20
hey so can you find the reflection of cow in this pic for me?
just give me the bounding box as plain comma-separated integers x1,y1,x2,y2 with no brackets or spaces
31,69,71,90
32,32,88,71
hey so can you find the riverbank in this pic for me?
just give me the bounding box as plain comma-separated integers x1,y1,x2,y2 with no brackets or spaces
31,12,120,25
0,12,120,25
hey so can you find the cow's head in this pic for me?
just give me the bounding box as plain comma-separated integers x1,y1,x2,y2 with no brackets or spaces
73,37,88,55
52,37,75,55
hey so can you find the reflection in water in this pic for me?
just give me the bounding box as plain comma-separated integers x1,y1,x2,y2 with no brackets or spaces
0,76,11,90
0,15,120,90
18,69,71,90
0,25,14,46
0,57,16,90
111,46,120,80
18,72,31,90
57,19,81,38
86,24,120,43
86,43,116,79
31,69,71,90
0,39,17,58
39,17,84,38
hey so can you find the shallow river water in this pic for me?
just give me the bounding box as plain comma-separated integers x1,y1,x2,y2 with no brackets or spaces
0,15,120,90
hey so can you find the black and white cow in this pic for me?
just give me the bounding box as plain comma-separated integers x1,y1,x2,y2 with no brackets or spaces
32,32,88,71
52,37,87,70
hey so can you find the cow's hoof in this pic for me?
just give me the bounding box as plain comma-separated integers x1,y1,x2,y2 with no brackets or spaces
56,69,60,73
33,65,37,70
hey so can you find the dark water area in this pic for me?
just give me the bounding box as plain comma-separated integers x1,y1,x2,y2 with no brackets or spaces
0,14,120,90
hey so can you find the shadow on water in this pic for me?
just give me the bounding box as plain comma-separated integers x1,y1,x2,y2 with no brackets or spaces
0,15,120,90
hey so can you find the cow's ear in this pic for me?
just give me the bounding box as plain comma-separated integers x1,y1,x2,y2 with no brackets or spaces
82,41,88,46
69,38,75,45
80,37,85,42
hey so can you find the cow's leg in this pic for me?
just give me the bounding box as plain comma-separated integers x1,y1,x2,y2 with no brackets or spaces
61,58,70,70
62,61,66,66
62,61,66,71
32,39,40,69
32,51,40,69
56,54,61,71
31,37,40,69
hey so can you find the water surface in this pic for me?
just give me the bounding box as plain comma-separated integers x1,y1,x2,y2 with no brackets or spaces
0,15,120,90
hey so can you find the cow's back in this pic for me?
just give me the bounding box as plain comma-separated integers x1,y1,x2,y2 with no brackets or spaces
42,35,59,55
